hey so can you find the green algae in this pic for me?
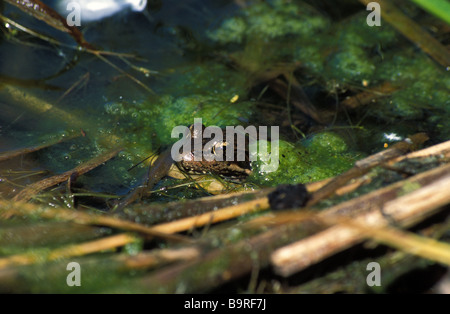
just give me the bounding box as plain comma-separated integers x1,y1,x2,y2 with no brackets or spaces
316,15,448,139
326,46,377,84
0,221,110,256
102,64,253,146
208,0,329,44
398,181,422,197
209,2,449,141
289,251,436,294
1,256,145,293
250,132,361,186
165,62,249,97
298,12,398,84
16,0,450,197
122,238,144,255
34,61,255,194
148,94,254,144
373,50,450,123
1,0,449,294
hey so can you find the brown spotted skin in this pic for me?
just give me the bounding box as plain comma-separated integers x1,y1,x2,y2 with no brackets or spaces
178,123,252,180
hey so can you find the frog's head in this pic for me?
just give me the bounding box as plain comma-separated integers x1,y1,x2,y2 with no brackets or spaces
177,123,252,180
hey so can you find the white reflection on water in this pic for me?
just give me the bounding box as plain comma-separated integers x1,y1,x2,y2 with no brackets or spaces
55,0,147,22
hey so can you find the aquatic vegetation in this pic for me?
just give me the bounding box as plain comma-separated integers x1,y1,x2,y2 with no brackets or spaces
250,132,360,186
210,3,449,142
1,0,449,294
6,0,448,196
208,0,329,44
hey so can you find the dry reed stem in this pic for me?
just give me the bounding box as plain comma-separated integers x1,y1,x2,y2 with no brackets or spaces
117,247,201,270
307,133,428,206
339,217,450,266
0,200,191,243
149,198,270,234
0,233,136,269
340,82,399,109
390,139,450,163
271,166,450,276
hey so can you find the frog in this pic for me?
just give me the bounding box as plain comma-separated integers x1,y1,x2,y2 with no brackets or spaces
115,123,252,210
176,122,252,180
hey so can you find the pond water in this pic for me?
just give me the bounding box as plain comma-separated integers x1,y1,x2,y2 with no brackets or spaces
0,0,449,201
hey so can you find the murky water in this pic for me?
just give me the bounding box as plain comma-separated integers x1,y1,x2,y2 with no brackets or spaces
0,0,449,198
0,0,449,294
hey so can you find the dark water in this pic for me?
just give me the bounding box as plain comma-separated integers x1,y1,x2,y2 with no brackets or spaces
0,0,448,197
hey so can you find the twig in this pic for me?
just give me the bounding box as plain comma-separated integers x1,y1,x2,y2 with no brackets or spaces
149,198,270,234
117,247,201,270
1,85,87,129
93,52,155,94
0,200,191,243
0,221,104,247
271,162,450,276
1,13,153,93
340,82,399,109
341,216,450,266
108,219,313,293
390,139,450,162
56,72,90,103
269,77,325,124
0,233,137,269
12,147,122,202
0,13,66,47
116,187,273,225
0,246,201,292
4,0,93,48
307,133,429,206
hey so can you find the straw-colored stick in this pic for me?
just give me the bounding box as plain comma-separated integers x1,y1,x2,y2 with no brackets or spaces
271,170,450,276
0,233,136,269
149,198,270,234
0,200,191,243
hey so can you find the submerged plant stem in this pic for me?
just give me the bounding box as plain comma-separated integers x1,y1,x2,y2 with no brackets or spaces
12,147,123,202
3,0,92,48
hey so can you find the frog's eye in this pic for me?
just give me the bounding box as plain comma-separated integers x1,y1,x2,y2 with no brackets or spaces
213,142,228,155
